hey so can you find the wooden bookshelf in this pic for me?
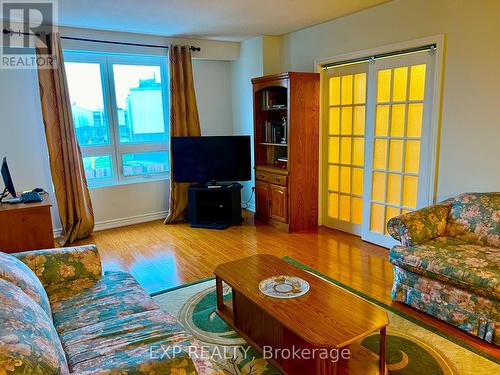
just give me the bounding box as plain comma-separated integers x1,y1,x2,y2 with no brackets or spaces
252,72,319,232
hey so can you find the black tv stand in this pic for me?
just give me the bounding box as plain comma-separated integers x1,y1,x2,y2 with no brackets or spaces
187,183,243,229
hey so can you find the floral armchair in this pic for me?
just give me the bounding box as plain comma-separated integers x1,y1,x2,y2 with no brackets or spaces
0,245,201,374
387,192,499,345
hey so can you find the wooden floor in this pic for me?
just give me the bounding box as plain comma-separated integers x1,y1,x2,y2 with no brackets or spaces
74,212,499,359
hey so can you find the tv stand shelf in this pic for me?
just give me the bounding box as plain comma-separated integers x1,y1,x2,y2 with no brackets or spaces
187,183,243,229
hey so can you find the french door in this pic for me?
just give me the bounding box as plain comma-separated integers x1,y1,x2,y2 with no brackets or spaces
322,49,436,247
322,62,368,236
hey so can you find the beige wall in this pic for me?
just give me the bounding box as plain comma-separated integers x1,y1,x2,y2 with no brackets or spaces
230,37,264,210
230,35,287,210
281,0,500,201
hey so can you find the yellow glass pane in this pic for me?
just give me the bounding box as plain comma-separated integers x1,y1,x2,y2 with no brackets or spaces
329,107,340,135
407,103,423,138
354,73,366,104
371,171,386,201
405,140,421,173
409,64,426,101
329,76,341,106
341,75,353,105
341,107,353,135
340,195,351,221
328,137,339,163
403,176,418,208
370,203,385,233
385,206,401,234
375,105,389,136
388,139,403,171
402,209,411,214
328,165,339,191
387,173,402,205
328,193,339,219
352,197,363,225
377,69,391,102
392,67,408,101
340,137,352,164
373,139,388,169
352,138,364,166
352,167,363,196
353,106,365,135
340,166,351,193
391,104,406,137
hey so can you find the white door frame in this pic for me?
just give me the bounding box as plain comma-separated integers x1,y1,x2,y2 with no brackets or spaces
316,35,445,230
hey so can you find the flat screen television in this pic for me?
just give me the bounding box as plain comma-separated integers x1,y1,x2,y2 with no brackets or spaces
171,136,251,183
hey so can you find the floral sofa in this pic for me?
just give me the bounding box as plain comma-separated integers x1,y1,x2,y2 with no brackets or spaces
388,192,499,345
0,245,206,374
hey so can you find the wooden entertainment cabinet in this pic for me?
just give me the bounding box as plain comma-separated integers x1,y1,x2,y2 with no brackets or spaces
252,72,319,232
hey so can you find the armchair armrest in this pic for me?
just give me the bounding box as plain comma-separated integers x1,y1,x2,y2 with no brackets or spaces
387,203,451,246
13,245,102,287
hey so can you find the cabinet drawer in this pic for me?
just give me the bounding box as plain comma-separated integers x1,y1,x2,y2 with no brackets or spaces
255,171,288,186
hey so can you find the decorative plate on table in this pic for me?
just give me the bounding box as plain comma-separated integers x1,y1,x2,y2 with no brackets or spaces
259,275,310,299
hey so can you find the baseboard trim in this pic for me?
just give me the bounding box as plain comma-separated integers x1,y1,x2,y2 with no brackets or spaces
53,210,168,237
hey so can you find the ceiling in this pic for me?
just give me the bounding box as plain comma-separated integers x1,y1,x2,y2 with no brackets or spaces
49,0,390,41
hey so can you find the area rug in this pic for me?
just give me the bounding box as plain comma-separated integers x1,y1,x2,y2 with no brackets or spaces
153,258,499,375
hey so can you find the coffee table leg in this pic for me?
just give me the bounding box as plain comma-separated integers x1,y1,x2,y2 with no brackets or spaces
317,357,337,375
379,326,386,374
216,276,223,311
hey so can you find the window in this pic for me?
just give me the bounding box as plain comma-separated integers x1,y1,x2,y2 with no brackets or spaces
64,52,169,187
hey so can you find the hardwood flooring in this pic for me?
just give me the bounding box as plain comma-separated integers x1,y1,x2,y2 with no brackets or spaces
74,211,499,359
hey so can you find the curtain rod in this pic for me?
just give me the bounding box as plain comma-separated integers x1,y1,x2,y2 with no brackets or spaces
2,28,201,52
323,44,436,69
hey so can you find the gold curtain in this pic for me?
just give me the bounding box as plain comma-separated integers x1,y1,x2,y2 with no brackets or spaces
164,45,201,223
36,33,95,244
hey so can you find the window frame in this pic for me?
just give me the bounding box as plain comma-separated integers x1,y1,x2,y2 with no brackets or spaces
64,51,170,188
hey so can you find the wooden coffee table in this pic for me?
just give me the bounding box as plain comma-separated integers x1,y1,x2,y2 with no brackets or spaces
215,255,389,374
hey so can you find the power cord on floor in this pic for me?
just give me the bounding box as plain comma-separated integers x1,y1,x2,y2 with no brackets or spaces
242,186,255,209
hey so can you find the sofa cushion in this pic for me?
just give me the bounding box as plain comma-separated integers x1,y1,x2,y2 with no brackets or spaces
59,309,197,374
0,279,69,374
0,251,52,317
15,245,102,288
445,192,500,248
390,236,500,300
46,271,160,335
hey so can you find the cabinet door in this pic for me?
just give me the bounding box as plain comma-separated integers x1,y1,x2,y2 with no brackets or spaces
270,184,288,222
255,180,270,217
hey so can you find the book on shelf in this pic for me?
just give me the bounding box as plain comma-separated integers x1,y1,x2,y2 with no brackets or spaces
261,89,287,110
263,117,287,144
275,157,288,169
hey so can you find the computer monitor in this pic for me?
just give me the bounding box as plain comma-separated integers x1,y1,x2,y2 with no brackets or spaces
1,157,17,200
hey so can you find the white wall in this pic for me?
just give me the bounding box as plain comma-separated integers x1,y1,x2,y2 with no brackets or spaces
0,29,238,232
281,0,500,201
0,68,57,228
193,60,233,136
230,37,265,210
